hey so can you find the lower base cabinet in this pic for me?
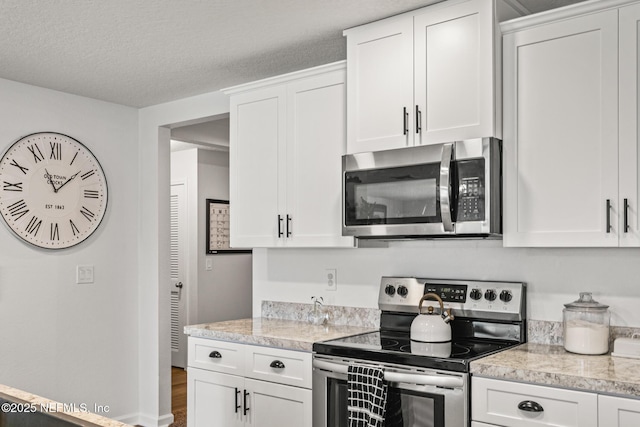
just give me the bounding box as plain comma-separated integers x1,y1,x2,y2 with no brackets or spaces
187,337,312,427
472,377,640,427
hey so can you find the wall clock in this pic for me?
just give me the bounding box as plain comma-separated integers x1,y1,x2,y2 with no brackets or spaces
0,132,108,249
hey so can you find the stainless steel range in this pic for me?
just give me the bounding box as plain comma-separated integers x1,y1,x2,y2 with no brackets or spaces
312,277,526,427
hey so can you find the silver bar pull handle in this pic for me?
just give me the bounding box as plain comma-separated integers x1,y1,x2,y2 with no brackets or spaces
439,143,454,232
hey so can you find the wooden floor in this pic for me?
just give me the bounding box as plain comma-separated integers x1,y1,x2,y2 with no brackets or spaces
172,366,187,413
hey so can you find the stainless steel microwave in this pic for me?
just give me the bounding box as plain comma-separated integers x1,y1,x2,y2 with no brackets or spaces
342,138,502,239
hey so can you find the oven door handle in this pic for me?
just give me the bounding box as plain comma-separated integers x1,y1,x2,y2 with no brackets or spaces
313,359,464,388
439,143,455,233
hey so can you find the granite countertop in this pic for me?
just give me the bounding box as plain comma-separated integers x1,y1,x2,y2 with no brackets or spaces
184,317,376,352
0,384,133,427
470,343,640,398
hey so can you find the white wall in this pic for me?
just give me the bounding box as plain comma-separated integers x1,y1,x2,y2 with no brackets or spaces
0,78,139,422
253,242,640,327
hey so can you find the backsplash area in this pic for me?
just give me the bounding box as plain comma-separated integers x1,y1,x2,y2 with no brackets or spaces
261,300,380,329
528,319,640,346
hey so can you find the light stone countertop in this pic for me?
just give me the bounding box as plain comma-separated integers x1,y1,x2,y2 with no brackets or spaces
470,343,640,398
184,317,376,352
0,384,133,427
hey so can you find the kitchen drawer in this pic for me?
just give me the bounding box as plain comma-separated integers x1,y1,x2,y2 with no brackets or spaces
472,377,598,427
188,337,245,375
245,345,312,389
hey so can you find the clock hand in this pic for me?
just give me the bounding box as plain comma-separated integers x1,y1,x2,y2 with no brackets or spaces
55,171,81,192
44,169,58,193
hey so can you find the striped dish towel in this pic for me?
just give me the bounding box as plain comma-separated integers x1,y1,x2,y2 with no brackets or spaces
347,364,388,427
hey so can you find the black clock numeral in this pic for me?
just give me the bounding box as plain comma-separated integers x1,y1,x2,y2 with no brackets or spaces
7,199,29,220
50,222,60,241
81,170,96,181
9,159,29,175
84,190,99,199
25,216,42,236
27,144,45,163
49,142,62,161
80,206,95,221
3,181,23,192
69,219,80,236
70,150,79,166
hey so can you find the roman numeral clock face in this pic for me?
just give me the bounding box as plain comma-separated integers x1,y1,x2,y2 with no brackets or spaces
0,132,108,249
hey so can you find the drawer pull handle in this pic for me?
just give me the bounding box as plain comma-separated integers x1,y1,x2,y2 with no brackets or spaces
209,351,222,359
518,400,544,413
270,360,285,369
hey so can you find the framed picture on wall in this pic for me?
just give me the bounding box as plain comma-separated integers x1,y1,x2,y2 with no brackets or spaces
206,199,251,254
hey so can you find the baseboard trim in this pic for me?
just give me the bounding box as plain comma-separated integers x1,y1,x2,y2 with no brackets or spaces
134,412,175,427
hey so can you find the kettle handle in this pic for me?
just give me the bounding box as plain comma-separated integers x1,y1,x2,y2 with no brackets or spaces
418,293,454,321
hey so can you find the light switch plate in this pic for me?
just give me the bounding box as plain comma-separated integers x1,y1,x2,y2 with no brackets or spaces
76,265,94,284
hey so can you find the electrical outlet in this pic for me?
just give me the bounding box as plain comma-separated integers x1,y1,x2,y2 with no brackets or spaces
76,265,94,284
326,268,337,291
205,258,213,271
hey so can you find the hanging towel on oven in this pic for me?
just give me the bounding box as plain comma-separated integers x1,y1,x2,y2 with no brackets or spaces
347,364,388,427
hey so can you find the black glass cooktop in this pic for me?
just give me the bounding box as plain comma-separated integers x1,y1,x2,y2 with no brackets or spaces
313,330,518,372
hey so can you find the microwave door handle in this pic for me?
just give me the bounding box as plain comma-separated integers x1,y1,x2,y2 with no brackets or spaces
439,143,454,232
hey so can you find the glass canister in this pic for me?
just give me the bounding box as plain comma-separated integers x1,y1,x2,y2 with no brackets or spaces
563,292,610,355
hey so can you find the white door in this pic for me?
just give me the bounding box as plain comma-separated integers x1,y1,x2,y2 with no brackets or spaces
344,14,414,153
286,69,354,248
503,9,619,247
187,368,245,427
170,182,188,368
414,0,495,145
619,3,640,247
246,379,312,427
599,395,640,427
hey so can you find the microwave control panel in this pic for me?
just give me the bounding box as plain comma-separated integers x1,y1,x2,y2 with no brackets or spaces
456,159,485,222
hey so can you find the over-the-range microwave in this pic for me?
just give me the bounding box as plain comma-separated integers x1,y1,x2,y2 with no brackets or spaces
342,138,502,239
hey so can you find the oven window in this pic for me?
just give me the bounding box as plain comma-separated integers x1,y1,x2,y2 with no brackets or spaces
344,163,442,226
327,378,445,427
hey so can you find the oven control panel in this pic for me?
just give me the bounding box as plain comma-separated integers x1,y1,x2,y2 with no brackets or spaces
378,277,526,321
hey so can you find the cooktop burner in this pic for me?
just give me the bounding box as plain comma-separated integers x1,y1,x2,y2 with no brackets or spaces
313,330,519,372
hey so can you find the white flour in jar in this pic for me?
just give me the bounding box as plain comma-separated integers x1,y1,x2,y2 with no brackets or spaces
564,319,609,354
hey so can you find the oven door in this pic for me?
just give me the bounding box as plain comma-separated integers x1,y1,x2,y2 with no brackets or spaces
313,356,468,427
343,143,453,237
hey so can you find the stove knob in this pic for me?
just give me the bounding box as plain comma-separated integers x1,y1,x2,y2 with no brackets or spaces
470,288,482,300
397,285,409,297
385,285,396,296
500,290,513,302
484,289,497,301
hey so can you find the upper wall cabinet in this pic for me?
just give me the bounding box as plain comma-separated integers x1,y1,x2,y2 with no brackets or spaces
224,62,354,248
344,0,511,154
502,1,640,247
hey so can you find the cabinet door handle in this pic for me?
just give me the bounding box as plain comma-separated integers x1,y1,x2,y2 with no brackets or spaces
415,105,422,134
235,387,241,413
277,215,284,238
403,107,409,135
518,400,544,413
270,360,285,369
606,199,612,233
439,143,454,232
624,198,630,233
243,390,250,416
286,215,292,237
209,351,222,359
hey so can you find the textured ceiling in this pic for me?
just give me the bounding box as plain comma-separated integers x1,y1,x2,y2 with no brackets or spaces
1,0,587,108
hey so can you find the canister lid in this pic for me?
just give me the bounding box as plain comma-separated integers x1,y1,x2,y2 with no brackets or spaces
564,292,609,311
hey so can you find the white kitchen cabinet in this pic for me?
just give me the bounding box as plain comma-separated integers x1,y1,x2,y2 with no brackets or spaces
344,0,506,154
503,1,640,247
472,377,598,427
226,62,353,248
187,337,312,427
599,395,640,427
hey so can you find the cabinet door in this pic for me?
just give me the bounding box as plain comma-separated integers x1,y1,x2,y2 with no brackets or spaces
229,86,286,248
619,3,640,247
344,15,414,153
599,395,640,427
414,0,496,145
285,70,354,247
503,10,619,247
187,368,245,427
245,378,312,427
